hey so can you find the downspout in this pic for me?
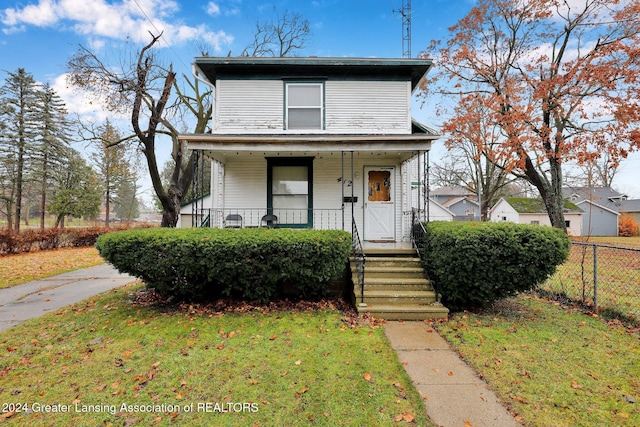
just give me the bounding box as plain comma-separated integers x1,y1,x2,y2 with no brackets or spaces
192,64,216,95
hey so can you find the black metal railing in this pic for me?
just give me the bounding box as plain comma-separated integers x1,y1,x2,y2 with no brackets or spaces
411,208,428,259
193,208,344,230
351,217,366,305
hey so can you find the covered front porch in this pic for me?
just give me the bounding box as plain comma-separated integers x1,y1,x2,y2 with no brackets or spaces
180,132,436,243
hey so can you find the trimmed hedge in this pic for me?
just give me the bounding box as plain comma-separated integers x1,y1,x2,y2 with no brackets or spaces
95,228,352,302
421,221,570,311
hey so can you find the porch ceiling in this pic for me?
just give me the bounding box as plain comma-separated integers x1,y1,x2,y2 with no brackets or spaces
179,134,435,163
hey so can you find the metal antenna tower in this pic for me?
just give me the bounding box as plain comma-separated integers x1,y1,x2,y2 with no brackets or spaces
394,0,412,58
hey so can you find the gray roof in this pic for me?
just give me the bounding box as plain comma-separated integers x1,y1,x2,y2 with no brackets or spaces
193,56,433,91
563,186,626,213
430,186,475,197
619,199,640,213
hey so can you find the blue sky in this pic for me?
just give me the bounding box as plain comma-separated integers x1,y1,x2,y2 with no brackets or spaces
1,0,639,198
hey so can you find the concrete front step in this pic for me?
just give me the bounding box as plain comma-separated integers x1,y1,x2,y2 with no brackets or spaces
360,257,423,268
351,266,425,279
356,303,449,320
360,289,437,305
358,277,433,287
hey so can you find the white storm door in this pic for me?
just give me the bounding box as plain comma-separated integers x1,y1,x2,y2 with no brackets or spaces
364,167,395,241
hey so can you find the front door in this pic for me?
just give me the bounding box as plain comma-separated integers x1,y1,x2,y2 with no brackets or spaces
364,166,395,241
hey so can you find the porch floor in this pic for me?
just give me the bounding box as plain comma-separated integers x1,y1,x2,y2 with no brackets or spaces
362,241,415,256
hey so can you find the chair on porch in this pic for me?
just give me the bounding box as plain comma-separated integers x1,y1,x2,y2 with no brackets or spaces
224,214,243,228
260,214,278,228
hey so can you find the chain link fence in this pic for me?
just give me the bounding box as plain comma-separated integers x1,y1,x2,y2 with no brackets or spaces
541,241,640,325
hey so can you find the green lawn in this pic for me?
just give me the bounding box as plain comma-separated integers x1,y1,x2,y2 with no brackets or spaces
436,294,640,427
0,284,432,426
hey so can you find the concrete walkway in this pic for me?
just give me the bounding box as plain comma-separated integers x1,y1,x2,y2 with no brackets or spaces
1,266,521,426
385,321,522,427
0,264,134,332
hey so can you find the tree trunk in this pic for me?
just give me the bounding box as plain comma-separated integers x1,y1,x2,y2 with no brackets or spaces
40,150,48,229
14,136,24,232
522,153,567,232
160,186,181,227
105,182,110,228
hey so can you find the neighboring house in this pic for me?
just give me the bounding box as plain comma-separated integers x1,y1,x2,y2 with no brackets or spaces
177,194,213,228
429,186,480,221
177,57,439,243
619,199,640,225
426,199,455,222
489,197,583,236
564,186,624,236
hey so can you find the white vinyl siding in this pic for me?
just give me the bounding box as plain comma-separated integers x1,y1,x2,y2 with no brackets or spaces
325,81,411,133
213,79,411,135
223,157,267,210
214,80,283,133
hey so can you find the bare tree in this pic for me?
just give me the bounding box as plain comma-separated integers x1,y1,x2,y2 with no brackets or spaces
68,34,197,227
68,9,313,227
241,8,311,57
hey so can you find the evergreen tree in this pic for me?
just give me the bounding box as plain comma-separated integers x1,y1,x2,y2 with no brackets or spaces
0,69,41,231
33,84,72,228
49,149,101,228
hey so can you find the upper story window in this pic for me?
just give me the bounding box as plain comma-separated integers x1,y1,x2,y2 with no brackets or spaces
285,83,323,130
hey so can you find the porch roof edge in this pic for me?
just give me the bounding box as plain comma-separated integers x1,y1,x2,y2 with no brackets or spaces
179,134,435,153
179,133,438,144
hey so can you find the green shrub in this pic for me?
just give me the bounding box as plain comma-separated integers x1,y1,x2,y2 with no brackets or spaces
421,221,570,311
95,228,352,302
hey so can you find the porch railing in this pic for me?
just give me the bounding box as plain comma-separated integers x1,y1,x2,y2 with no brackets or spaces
352,217,366,305
192,208,344,230
411,208,428,259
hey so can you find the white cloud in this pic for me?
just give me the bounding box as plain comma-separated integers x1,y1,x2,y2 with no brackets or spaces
1,0,233,52
51,73,124,123
206,2,221,16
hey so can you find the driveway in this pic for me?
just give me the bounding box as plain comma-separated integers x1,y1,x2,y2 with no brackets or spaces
0,264,134,332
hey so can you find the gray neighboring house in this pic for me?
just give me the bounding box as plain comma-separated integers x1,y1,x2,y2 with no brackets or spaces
429,186,480,221
619,199,640,227
564,186,625,236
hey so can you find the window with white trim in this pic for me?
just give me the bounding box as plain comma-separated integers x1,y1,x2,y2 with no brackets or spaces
285,83,323,130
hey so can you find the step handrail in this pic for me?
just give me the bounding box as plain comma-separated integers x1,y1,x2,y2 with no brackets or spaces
410,208,427,259
351,218,366,305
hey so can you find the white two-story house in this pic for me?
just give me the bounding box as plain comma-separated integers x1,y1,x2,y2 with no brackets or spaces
178,56,439,243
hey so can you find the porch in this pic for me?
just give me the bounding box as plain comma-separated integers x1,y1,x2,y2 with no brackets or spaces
181,137,447,319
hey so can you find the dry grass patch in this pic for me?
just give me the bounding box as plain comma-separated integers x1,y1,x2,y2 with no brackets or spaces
0,247,104,289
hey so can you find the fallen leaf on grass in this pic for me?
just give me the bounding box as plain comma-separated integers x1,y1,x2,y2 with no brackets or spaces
295,386,309,398
363,373,372,382
393,413,415,422
571,381,583,389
